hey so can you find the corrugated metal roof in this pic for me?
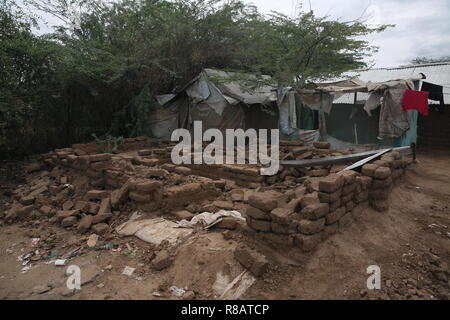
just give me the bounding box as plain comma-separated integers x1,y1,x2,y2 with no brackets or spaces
333,62,450,104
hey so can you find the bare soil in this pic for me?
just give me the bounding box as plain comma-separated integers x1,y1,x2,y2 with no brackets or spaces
0,150,449,300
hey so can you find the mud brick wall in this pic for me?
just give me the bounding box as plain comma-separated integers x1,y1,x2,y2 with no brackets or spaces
245,151,412,252
417,109,450,148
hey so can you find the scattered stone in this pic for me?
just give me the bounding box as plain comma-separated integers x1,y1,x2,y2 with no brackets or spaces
87,234,99,248
85,190,109,201
61,216,77,227
212,200,234,210
92,213,113,224
152,250,172,271
91,223,109,235
248,191,279,212
234,246,268,277
214,217,238,230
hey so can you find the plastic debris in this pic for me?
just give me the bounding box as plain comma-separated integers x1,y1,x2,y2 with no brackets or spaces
169,286,186,298
54,259,66,266
122,266,135,276
177,210,244,229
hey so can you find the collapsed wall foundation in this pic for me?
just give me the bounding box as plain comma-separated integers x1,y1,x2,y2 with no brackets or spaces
245,151,411,252
4,136,412,255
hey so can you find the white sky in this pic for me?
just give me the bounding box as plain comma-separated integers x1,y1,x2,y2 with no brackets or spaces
27,0,450,68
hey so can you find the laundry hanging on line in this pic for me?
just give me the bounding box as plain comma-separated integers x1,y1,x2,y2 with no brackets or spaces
402,90,429,116
421,81,445,113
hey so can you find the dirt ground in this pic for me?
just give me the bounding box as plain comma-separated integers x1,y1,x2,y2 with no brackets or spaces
0,149,449,300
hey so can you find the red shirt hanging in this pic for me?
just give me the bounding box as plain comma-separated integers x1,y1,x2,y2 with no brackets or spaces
402,90,429,116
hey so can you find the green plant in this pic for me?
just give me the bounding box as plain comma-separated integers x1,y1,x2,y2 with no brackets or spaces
91,133,124,153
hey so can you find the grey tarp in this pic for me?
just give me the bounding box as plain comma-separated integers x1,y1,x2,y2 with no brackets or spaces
362,79,414,139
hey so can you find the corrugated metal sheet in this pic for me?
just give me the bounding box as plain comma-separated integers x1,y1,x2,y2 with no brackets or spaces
333,63,450,104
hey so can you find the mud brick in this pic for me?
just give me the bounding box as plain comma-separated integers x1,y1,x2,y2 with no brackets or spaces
16,205,34,219
322,223,339,240
346,200,355,212
246,206,271,221
215,217,238,230
338,212,353,228
339,170,358,185
146,168,169,178
56,210,78,222
61,216,77,227
292,146,311,156
97,197,111,215
318,174,345,193
248,192,279,212
87,169,103,179
372,177,393,189
73,156,90,170
91,223,109,235
29,186,48,197
90,161,110,171
246,216,271,232
92,213,113,224
85,190,109,201
73,200,89,212
299,192,320,208
374,167,391,180
139,158,159,167
110,180,131,209
392,160,402,169
293,232,323,252
213,200,234,210
342,183,356,195
355,183,362,193
20,195,35,206
39,205,53,217
152,250,172,270
389,151,401,160
297,151,313,160
135,180,162,192
270,208,292,224
174,166,192,175
371,200,389,212
89,153,112,162
318,189,342,203
77,215,93,233
300,203,329,220
369,189,389,201
137,149,152,156
234,246,268,277
326,207,346,225
308,169,329,177
298,218,325,235
355,190,369,203
358,176,373,190
361,164,378,177
313,141,330,149
379,156,394,168
341,192,354,204
88,202,99,214
329,199,341,211
294,186,307,198
271,222,293,234
373,160,390,168
129,191,151,203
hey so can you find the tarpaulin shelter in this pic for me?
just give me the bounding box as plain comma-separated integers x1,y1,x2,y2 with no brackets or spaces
295,74,428,151
150,69,279,140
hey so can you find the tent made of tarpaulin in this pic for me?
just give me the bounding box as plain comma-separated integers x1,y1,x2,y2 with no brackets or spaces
305,76,424,150
150,69,280,140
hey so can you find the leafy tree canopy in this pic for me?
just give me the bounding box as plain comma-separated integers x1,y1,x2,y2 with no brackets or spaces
0,0,391,157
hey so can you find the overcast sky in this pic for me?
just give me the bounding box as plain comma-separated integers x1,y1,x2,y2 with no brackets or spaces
29,0,450,68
